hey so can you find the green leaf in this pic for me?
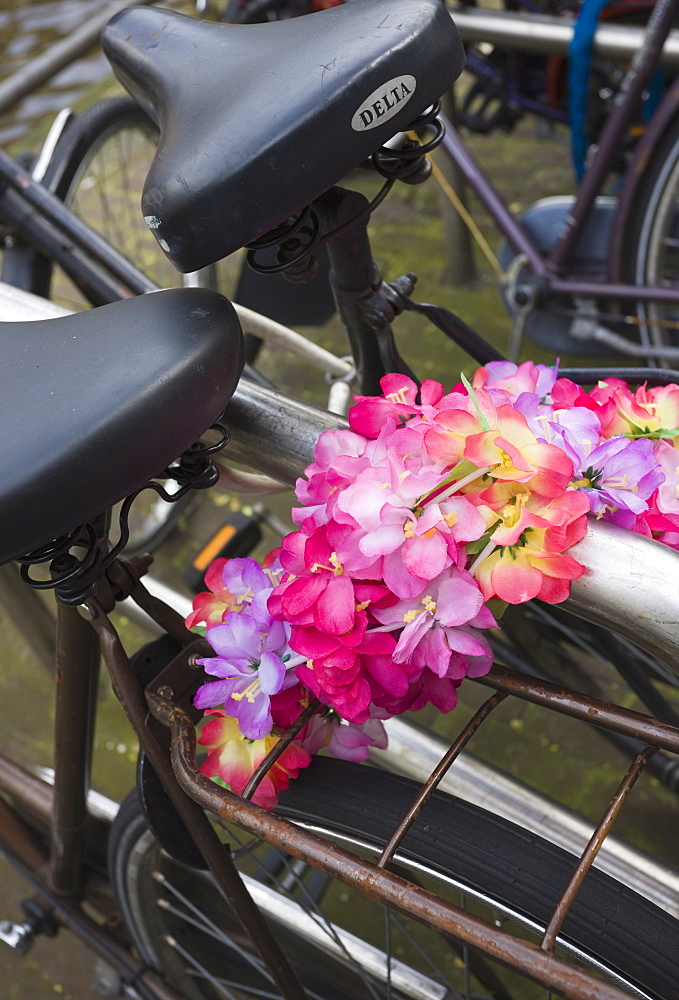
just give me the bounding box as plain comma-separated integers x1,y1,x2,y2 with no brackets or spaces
485,598,508,621
447,459,479,481
461,373,492,431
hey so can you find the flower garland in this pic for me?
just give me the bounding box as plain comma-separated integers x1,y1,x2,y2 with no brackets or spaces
186,361,679,807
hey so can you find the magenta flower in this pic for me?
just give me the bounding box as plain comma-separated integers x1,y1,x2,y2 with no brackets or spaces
349,373,446,437
269,525,370,635
291,626,405,725
371,568,495,679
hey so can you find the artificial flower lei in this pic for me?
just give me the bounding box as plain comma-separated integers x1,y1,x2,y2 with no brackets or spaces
186,362,679,807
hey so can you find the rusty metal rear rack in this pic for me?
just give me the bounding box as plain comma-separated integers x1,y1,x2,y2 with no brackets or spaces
133,639,677,1000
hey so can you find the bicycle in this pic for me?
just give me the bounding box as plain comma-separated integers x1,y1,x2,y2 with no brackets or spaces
5,0,679,812
101,0,679,366
0,0,678,997
8,0,679,788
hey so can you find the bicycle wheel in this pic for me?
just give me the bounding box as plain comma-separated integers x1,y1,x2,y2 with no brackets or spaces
109,757,678,1000
30,96,183,310
621,110,679,352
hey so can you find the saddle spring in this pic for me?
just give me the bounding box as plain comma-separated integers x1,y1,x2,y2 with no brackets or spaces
16,425,228,605
246,101,445,281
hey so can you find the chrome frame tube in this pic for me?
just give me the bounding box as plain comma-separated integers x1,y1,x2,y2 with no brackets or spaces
451,7,679,69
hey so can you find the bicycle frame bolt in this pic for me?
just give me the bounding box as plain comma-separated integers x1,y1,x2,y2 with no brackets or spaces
156,685,174,700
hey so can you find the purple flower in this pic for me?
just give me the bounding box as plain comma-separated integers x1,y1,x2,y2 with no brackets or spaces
571,436,665,528
220,557,283,607
195,601,295,740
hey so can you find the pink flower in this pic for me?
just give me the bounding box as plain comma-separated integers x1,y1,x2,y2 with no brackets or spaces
299,712,388,762
424,407,484,468
349,374,445,437
185,559,235,630
471,490,589,604
371,567,495,679
589,380,679,440
473,360,557,401
462,404,575,498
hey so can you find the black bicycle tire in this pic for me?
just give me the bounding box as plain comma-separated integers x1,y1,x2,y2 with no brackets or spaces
620,107,679,352
108,757,679,999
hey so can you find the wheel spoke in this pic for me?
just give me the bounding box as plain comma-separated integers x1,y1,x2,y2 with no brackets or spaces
164,933,244,1000
152,868,278,989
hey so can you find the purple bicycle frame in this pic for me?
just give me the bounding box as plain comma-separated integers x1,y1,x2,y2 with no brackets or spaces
446,0,679,307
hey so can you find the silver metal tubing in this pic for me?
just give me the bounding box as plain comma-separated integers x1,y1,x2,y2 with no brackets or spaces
222,379,349,487
568,520,679,677
222,384,679,671
450,7,679,69
234,302,352,378
119,576,192,635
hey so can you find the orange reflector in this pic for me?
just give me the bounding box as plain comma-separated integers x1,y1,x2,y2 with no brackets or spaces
193,524,238,571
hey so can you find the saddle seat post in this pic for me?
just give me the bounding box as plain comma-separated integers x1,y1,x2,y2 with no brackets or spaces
314,186,417,396
49,513,109,898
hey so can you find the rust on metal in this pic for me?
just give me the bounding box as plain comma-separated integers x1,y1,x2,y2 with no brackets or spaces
475,663,679,752
541,745,657,951
145,639,210,724
158,699,635,1000
86,603,310,1000
243,698,321,801
108,557,196,648
377,691,507,868
50,598,101,898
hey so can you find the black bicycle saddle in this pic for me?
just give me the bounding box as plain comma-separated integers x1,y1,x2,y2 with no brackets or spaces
102,0,464,272
0,289,243,565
